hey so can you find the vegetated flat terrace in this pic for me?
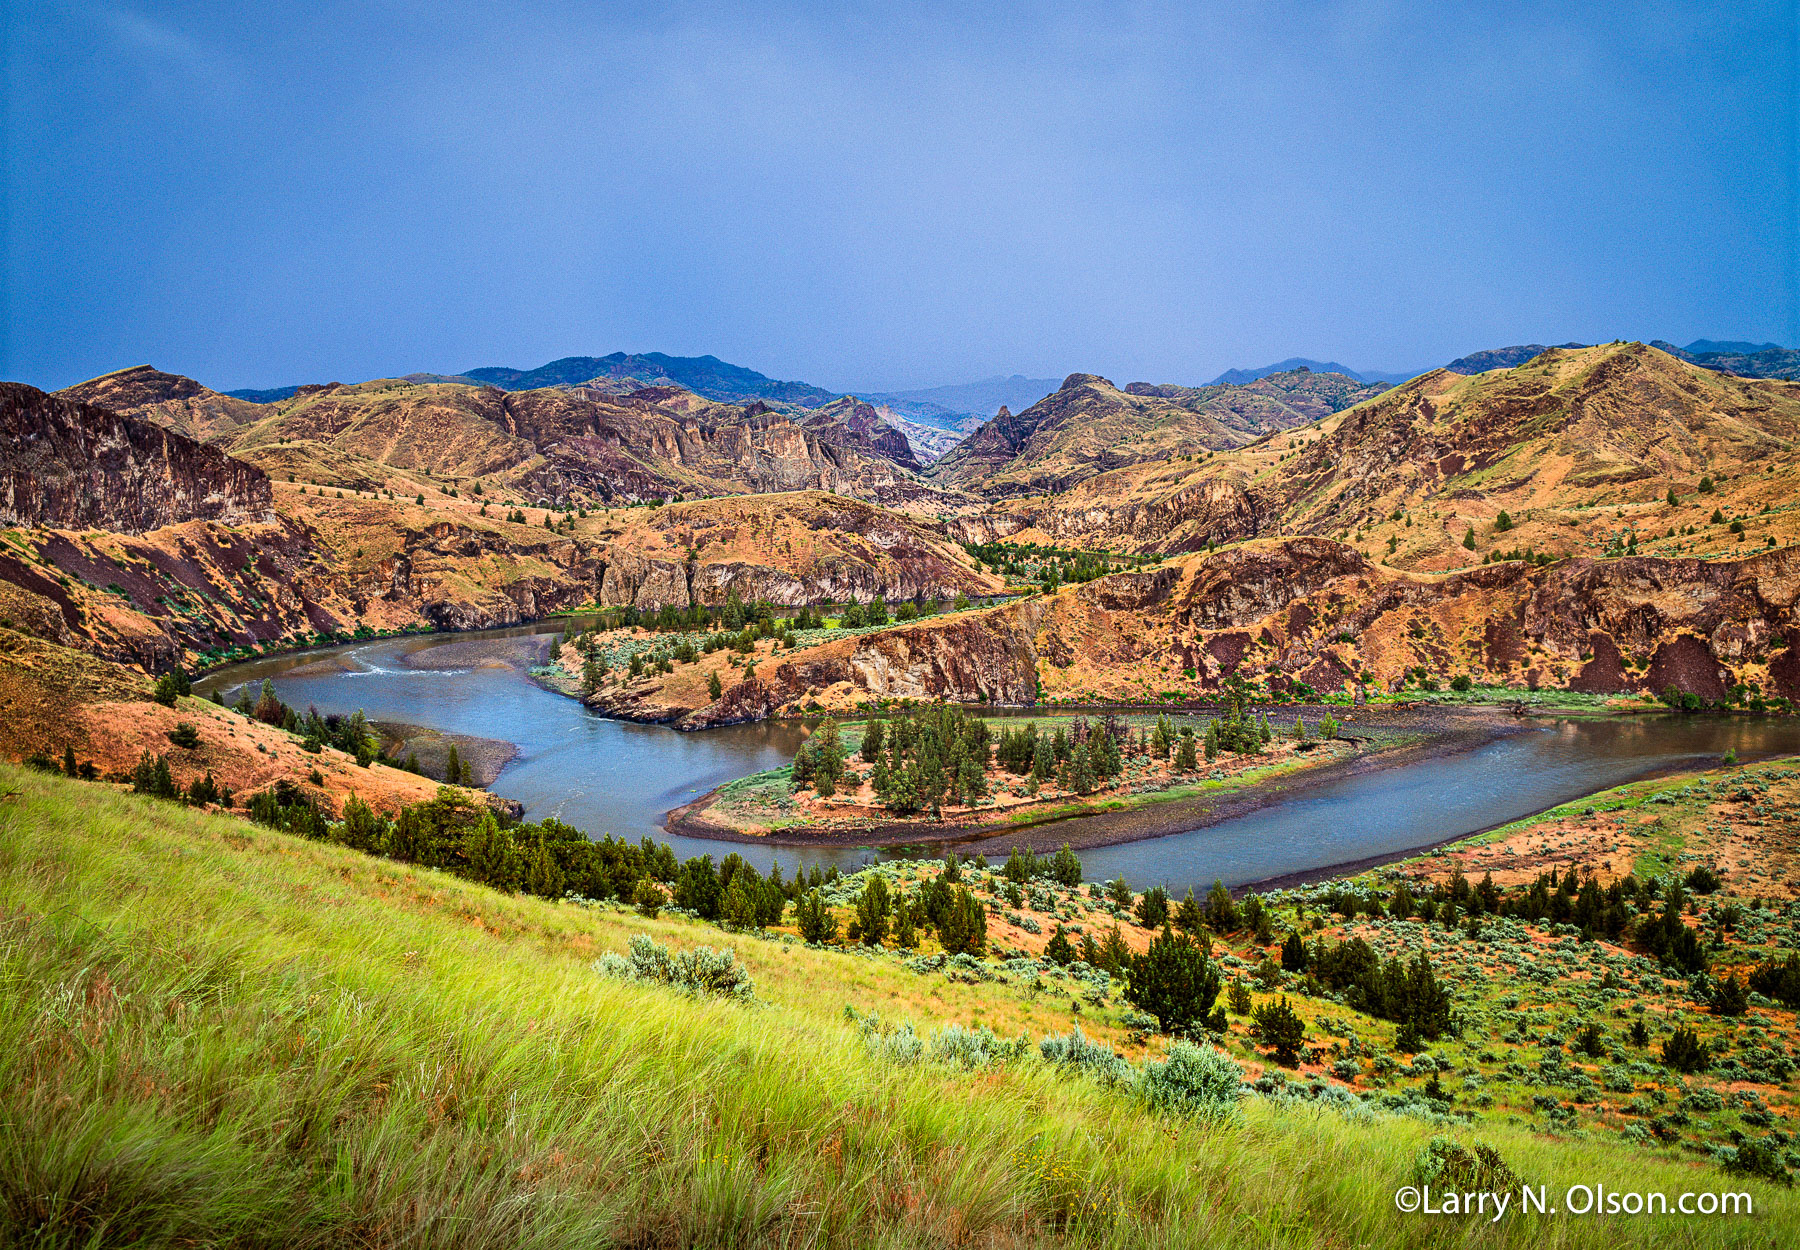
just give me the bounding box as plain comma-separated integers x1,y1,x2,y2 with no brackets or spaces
687,703,1387,842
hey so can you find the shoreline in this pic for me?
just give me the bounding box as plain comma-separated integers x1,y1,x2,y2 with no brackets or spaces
663,705,1527,852
1232,744,1800,896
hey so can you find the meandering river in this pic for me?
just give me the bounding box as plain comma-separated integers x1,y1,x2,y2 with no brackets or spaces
198,619,1800,894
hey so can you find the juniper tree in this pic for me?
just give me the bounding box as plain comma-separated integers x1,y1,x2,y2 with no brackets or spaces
1174,886,1203,935
1135,885,1170,929
1174,733,1199,773
794,889,835,943
1124,925,1221,1034
524,839,566,900
1204,879,1239,933
464,815,515,891
936,885,988,955
856,874,892,946
1253,996,1306,1065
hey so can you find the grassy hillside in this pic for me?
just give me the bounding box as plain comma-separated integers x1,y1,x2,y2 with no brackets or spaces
2,763,1789,1247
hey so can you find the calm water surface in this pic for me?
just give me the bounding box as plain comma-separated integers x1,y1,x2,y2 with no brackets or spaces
199,621,1800,893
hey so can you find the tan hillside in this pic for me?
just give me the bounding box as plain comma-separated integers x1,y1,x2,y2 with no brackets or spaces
958,344,1800,570
585,533,1800,722
1,381,273,534
1123,366,1387,439
926,373,1248,495
597,491,1002,610
798,395,923,472
0,628,449,816
57,364,268,440
81,371,949,510
1030,536,1800,704
928,368,1383,498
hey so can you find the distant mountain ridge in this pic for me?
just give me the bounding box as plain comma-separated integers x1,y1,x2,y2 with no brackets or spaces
1443,343,1591,374
463,353,840,407
1652,340,1799,382
859,375,1064,427
1208,358,1413,386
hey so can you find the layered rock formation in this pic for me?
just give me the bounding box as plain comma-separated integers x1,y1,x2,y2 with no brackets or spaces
0,382,273,535
1028,537,1800,703
587,599,1046,729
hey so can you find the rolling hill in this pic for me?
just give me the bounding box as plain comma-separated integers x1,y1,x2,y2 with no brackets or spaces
958,344,1800,573
928,368,1385,497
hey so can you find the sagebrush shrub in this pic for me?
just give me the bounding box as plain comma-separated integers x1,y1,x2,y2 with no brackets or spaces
1040,1025,1134,1086
593,934,756,1001
1410,1136,1521,1192
1138,1040,1244,1122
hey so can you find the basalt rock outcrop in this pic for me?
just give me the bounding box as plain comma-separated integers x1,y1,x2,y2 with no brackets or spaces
1,382,273,535
1031,537,1800,704
597,600,1046,729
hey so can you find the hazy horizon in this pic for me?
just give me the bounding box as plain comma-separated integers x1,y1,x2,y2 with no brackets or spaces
5,1,1795,394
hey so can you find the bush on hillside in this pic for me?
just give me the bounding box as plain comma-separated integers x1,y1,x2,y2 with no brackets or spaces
594,934,755,1002
1138,1041,1244,1122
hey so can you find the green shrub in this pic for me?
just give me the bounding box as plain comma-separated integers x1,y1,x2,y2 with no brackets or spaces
1662,1025,1710,1073
1410,1136,1520,1192
594,934,755,1002
1138,1040,1243,1122
1039,1026,1133,1086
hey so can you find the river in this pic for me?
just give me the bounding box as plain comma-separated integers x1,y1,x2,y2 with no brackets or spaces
196,619,1800,894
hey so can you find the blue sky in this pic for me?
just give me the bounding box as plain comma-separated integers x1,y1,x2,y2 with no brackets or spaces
3,1,1794,393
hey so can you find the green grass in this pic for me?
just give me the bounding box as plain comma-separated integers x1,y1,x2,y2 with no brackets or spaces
0,763,1789,1247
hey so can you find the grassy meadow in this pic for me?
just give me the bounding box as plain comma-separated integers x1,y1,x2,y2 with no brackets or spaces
1,761,1791,1247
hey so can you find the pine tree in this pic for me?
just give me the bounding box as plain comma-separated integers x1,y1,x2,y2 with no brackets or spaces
632,878,662,918
1098,924,1131,975
860,719,886,762
1069,747,1095,794
707,670,723,700
1204,879,1239,933
1135,885,1170,929
524,840,565,899
1045,924,1075,965
1462,525,1476,551
937,885,988,956
1292,715,1308,742
445,743,464,786
1203,722,1219,762
464,815,514,891
893,895,916,948
723,870,761,929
